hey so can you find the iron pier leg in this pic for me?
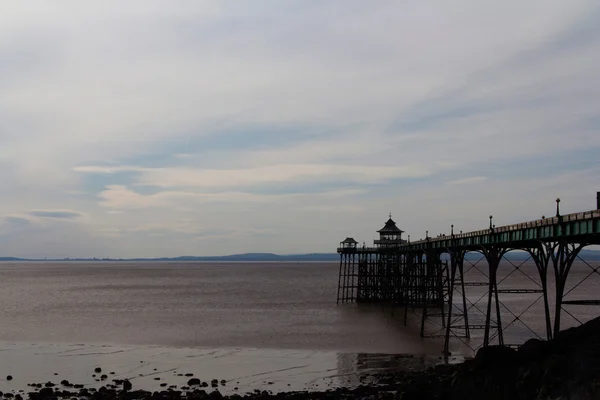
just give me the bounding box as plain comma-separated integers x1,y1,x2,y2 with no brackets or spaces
493,272,504,345
439,260,447,329
421,252,435,337
483,248,504,347
444,255,458,359
551,240,585,337
337,254,343,304
530,244,553,340
458,255,470,339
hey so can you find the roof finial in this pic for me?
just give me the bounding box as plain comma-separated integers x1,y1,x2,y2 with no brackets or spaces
389,212,392,219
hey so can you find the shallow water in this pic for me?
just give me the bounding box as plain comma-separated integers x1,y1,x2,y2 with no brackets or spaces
0,262,446,354
0,262,460,394
0,342,457,394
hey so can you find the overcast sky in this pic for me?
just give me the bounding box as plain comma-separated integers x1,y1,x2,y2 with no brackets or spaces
1,1,599,258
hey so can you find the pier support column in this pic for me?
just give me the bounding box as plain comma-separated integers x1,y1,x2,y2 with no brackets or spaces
337,254,343,304
550,240,585,337
528,244,554,340
482,246,507,347
421,251,441,336
444,249,468,357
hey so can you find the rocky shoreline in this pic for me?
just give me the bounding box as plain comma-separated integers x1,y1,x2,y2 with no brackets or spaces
12,362,457,400
6,316,600,400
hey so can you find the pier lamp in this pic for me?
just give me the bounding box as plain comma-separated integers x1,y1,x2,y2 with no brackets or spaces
451,224,454,236
489,215,493,230
556,198,561,217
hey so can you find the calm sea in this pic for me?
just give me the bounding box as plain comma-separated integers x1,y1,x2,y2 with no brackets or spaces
0,262,441,354
1,261,598,352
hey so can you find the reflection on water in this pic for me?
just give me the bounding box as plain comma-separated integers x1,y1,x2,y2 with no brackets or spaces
333,352,462,388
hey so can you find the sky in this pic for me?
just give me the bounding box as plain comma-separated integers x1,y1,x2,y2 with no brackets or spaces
1,1,599,258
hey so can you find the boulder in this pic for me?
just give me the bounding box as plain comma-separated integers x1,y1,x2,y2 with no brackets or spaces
452,316,600,400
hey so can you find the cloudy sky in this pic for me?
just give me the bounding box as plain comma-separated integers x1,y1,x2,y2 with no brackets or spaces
1,1,599,258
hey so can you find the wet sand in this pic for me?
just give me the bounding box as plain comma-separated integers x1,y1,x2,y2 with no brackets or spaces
0,342,463,397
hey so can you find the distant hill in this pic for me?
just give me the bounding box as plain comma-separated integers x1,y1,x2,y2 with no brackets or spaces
132,253,341,262
0,253,341,262
0,250,598,262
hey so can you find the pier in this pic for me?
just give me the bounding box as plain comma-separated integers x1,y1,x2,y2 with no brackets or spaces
337,194,600,356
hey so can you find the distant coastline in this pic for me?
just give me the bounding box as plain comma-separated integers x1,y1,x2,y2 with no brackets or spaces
1,249,599,262
0,253,341,262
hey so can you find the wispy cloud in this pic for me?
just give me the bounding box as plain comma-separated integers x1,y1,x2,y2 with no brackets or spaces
76,163,433,189
27,210,84,220
2,216,32,226
448,177,487,185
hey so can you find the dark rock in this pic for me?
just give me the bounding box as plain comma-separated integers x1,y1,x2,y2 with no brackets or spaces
517,338,549,362
451,316,600,400
209,390,222,399
94,368,101,374
123,380,132,391
7,376,13,381
187,379,201,386
37,387,56,400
